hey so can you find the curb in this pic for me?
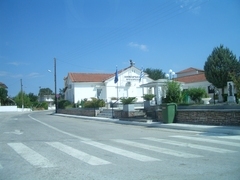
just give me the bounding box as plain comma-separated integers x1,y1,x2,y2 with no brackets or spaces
55,113,240,135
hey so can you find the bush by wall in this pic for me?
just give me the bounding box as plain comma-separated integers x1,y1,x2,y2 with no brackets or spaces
83,98,105,108
58,100,72,109
188,87,206,103
163,81,182,103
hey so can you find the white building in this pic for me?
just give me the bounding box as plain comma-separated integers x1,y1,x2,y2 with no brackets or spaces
175,67,210,90
64,64,154,104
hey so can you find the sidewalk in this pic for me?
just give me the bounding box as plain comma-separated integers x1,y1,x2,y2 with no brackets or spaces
55,113,240,135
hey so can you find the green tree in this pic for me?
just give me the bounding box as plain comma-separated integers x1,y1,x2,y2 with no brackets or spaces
59,88,65,100
144,68,165,80
164,81,182,103
0,87,8,105
28,93,38,103
204,45,240,94
39,87,53,95
229,72,240,98
14,92,32,108
188,87,206,103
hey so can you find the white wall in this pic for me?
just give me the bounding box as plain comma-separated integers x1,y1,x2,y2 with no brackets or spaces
105,67,152,102
0,106,32,112
65,66,154,103
182,81,210,91
74,83,104,103
0,106,18,112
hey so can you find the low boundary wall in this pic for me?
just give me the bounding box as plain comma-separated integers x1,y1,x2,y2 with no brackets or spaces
156,109,240,126
0,106,32,112
57,108,99,117
57,106,240,126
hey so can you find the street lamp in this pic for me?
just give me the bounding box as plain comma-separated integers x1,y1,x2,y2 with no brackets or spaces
7,96,16,105
165,69,175,80
48,58,57,113
209,84,219,104
54,58,57,113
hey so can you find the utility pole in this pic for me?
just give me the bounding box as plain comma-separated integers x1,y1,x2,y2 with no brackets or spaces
20,79,23,111
54,58,58,113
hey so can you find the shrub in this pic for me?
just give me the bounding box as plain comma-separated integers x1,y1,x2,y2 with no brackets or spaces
164,81,182,103
120,97,137,104
142,94,155,101
188,87,206,103
83,98,105,108
41,102,49,110
181,89,189,103
58,100,72,109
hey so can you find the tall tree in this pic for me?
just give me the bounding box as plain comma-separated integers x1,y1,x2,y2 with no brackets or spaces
14,92,32,108
59,88,65,100
28,93,38,103
0,88,8,105
204,45,240,94
39,88,53,96
144,68,165,80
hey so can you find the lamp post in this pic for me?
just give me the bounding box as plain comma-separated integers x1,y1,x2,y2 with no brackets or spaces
7,96,16,105
165,69,175,80
209,84,219,104
54,58,58,113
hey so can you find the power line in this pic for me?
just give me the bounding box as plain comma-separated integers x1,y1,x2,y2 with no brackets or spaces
59,0,210,65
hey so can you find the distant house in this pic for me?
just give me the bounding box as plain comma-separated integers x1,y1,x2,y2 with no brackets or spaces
0,82,8,89
64,64,153,104
38,95,55,108
175,67,209,90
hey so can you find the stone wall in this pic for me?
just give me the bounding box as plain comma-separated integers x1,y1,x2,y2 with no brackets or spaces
114,110,145,119
58,108,99,117
157,109,240,126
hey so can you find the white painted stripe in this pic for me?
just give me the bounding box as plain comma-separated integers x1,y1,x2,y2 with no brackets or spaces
172,136,240,147
214,136,240,141
82,140,159,162
8,143,54,168
112,139,202,158
29,114,159,162
28,115,90,141
143,137,236,154
46,142,110,166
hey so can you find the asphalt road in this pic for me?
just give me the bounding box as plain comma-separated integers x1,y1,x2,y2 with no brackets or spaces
0,111,240,180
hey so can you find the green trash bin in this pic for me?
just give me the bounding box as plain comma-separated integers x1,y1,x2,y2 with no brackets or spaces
162,103,177,123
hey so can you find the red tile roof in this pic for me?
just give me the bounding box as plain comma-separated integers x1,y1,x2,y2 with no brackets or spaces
175,73,207,83
0,82,8,88
68,73,114,82
67,66,139,83
176,67,204,74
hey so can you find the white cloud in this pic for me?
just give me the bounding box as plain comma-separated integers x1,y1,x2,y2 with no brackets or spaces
7,62,29,66
178,0,203,14
27,72,43,78
11,74,23,78
0,71,8,77
128,42,149,52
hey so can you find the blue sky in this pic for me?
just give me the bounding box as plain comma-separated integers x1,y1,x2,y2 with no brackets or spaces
1,0,240,97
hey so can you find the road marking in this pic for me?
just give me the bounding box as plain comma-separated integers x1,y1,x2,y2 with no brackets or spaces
4,130,23,135
143,137,237,153
213,136,240,141
28,115,90,141
8,143,55,168
0,163,3,169
82,140,160,162
112,139,202,158
46,142,110,166
171,136,240,147
29,115,158,162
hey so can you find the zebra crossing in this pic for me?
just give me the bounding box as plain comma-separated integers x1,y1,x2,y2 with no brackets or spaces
1,135,240,169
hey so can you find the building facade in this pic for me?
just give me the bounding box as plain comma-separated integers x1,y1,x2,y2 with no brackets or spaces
64,64,154,104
